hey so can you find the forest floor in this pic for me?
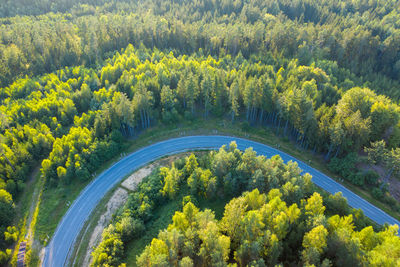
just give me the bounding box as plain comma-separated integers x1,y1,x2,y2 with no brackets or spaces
388,177,400,201
358,162,400,202
28,117,400,265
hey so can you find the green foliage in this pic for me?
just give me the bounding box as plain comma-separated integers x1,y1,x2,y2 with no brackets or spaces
0,1,399,265
2,44,399,197
372,188,384,200
365,140,400,180
364,170,380,187
365,140,388,165
93,145,395,266
325,192,351,216
328,153,361,184
138,189,400,266
160,164,182,199
1,0,400,103
91,224,125,267
302,225,328,265
4,226,18,244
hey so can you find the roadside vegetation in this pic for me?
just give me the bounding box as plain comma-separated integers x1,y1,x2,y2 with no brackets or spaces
33,118,400,253
92,144,399,266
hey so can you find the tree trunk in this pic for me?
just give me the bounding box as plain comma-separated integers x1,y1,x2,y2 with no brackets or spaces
129,125,133,136
386,168,393,181
146,110,150,128
2,153,15,172
325,143,333,161
291,125,296,138
284,119,289,136
266,112,271,125
276,117,281,135
334,145,341,158
140,110,144,129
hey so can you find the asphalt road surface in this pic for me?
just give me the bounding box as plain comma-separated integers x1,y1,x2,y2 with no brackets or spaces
43,135,400,267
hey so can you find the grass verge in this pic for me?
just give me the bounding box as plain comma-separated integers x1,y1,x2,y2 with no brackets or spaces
11,168,42,266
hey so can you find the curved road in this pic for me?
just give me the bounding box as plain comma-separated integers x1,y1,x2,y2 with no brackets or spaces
43,136,400,266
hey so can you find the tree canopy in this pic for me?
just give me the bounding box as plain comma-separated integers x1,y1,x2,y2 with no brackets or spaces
91,145,399,267
1,0,400,265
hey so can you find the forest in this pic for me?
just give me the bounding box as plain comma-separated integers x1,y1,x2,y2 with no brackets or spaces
0,0,399,266
92,145,400,266
1,0,400,99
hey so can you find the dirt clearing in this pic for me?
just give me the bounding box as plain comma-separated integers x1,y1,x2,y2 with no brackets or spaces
82,188,129,266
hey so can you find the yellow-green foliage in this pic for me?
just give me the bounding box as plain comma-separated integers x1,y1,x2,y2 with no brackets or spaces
139,191,400,266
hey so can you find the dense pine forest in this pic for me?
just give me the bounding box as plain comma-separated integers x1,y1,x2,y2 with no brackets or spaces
0,0,400,266
92,146,400,266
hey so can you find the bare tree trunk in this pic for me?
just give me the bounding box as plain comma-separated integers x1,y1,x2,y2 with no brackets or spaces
325,143,333,161
276,117,281,135
334,145,341,158
284,119,289,136
2,153,15,172
147,110,151,128
140,110,144,129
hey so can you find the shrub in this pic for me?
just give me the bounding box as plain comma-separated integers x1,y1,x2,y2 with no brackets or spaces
371,188,384,200
364,170,380,186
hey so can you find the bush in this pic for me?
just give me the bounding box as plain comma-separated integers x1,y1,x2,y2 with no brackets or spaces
241,121,250,131
5,181,16,196
325,192,350,216
348,172,365,186
383,192,397,208
0,250,9,265
184,111,194,121
4,226,18,243
328,153,362,185
116,217,145,242
364,170,380,186
162,109,179,124
371,188,384,200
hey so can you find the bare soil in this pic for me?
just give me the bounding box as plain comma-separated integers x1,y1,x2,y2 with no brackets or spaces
82,188,129,266
78,153,197,266
358,162,400,202
121,165,154,191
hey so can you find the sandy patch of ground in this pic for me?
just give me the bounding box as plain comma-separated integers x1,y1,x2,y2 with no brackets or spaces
81,153,197,266
121,153,193,191
121,165,155,191
82,160,165,266
82,188,129,266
